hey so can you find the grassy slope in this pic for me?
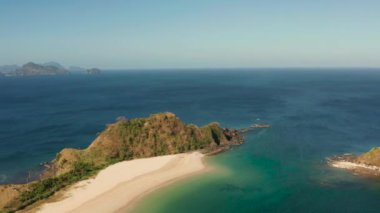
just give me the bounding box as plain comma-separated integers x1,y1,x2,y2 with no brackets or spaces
355,147,380,166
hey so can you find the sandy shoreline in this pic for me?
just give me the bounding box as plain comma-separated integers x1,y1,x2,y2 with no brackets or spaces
36,152,206,213
328,156,380,178
329,160,380,172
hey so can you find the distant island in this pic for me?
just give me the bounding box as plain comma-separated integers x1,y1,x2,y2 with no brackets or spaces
0,112,243,212
328,147,380,177
14,62,69,76
0,62,101,77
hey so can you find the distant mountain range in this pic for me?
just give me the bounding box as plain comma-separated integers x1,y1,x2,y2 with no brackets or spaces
0,62,101,77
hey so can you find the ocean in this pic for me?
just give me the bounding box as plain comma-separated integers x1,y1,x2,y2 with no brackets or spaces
1,69,380,212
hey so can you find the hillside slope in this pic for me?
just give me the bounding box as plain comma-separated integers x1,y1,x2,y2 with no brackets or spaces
355,147,380,166
0,112,243,212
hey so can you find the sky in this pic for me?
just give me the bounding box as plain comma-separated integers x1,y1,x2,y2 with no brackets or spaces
1,0,380,69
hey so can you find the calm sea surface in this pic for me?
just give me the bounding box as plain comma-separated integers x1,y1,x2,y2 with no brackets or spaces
1,69,380,212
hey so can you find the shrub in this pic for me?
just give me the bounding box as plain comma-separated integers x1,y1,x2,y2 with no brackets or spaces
18,161,99,211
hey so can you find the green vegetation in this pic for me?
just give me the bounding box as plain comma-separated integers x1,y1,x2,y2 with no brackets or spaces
356,147,380,166
4,162,101,212
0,112,242,212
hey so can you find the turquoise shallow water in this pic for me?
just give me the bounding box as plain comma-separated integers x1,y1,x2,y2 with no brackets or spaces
132,131,380,213
1,69,380,212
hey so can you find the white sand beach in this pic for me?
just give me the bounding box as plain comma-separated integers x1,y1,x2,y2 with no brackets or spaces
37,152,206,213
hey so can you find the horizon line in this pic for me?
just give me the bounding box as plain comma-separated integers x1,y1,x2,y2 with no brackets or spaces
2,62,380,71
101,66,380,71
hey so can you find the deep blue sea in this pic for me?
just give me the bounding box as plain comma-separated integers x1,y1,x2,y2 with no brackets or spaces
1,69,380,212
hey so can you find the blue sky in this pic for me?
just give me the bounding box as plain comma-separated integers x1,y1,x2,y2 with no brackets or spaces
1,0,379,69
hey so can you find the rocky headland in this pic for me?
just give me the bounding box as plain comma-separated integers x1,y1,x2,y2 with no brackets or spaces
0,112,243,212
328,147,380,177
